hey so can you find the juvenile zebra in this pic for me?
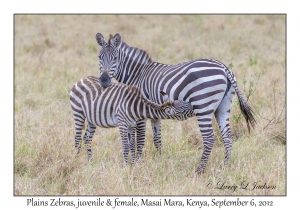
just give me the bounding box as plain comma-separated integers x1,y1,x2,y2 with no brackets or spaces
70,74,194,164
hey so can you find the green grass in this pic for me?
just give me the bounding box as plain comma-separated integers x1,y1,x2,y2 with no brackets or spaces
14,14,285,195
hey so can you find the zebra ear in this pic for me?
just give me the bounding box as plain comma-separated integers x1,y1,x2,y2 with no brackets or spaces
113,33,122,48
96,32,106,46
159,90,169,102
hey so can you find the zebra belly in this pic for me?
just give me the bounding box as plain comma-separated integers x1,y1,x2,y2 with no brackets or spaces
85,106,118,128
91,111,118,128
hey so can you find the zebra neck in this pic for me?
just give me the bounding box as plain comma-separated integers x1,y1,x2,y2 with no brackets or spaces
116,42,153,84
144,105,169,120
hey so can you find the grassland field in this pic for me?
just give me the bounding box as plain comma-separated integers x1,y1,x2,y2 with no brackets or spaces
14,15,285,195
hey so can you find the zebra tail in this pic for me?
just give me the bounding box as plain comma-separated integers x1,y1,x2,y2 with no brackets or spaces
223,66,256,133
236,92,256,134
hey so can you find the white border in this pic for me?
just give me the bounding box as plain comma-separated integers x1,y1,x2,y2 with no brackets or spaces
3,0,296,209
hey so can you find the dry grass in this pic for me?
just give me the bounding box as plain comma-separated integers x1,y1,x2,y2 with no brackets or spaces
14,14,285,195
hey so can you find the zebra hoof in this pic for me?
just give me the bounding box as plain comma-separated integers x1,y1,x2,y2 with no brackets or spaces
195,167,206,175
121,161,129,169
75,149,81,157
134,156,142,164
87,155,93,162
157,148,162,156
224,162,231,167
130,158,136,166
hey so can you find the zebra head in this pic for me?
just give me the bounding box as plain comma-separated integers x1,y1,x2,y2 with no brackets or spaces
159,91,194,121
95,32,122,78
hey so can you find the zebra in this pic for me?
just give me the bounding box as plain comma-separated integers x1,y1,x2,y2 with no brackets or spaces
95,32,256,174
70,75,194,164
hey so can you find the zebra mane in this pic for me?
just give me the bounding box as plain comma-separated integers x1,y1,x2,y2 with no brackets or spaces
125,85,173,110
107,35,153,64
121,42,152,63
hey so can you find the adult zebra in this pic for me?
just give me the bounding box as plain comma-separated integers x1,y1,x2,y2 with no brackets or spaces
95,33,256,174
70,74,193,164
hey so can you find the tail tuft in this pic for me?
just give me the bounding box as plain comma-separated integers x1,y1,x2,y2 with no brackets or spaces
237,93,256,134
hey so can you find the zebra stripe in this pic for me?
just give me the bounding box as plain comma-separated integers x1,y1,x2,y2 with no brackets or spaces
95,33,256,174
70,76,194,164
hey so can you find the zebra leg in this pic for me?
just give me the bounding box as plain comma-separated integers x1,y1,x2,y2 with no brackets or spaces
215,86,235,167
73,116,85,156
136,119,146,159
151,119,162,155
128,127,136,165
118,125,130,165
195,116,215,174
83,122,97,161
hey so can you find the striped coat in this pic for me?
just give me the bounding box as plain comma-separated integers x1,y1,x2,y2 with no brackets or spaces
70,76,193,164
95,33,256,173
